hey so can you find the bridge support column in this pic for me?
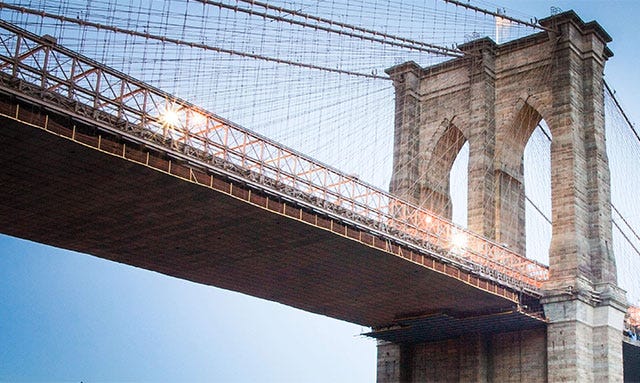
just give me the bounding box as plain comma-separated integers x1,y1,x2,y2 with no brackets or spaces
376,341,407,383
376,335,491,383
375,329,548,383
384,10,627,383
543,286,627,382
388,63,422,205
538,11,627,383
493,168,525,254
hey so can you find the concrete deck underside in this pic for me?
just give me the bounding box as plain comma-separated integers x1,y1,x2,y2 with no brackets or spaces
0,111,529,329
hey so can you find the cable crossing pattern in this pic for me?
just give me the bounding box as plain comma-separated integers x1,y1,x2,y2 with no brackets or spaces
0,20,548,293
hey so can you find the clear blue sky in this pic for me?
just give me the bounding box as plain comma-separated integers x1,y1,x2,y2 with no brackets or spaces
1,1,639,382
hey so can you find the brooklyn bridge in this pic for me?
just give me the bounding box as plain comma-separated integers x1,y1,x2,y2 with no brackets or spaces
0,1,639,381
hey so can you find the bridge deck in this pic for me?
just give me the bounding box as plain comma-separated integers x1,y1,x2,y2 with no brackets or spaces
624,340,640,381
0,96,542,330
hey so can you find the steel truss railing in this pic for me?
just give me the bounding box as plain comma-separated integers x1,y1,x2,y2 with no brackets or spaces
0,20,549,292
628,306,640,328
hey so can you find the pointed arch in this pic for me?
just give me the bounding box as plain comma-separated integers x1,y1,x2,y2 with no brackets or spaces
493,101,545,255
524,119,552,265
496,101,544,178
421,122,467,218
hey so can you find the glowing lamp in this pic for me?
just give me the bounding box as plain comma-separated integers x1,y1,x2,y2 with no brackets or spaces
160,106,181,127
451,230,468,250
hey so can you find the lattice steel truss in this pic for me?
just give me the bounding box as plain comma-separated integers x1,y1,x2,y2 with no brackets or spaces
629,306,640,328
0,20,549,293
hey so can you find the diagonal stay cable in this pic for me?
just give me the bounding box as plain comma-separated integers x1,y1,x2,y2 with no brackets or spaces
613,219,640,258
0,2,389,80
442,0,556,32
605,80,640,143
603,81,640,251
534,98,640,258
526,195,551,224
218,0,464,57
612,193,640,245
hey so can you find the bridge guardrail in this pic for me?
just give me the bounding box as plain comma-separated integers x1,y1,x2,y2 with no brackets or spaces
628,306,640,328
0,20,549,292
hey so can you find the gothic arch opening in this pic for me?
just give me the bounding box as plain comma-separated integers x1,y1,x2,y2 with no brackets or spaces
494,102,549,256
524,120,552,265
450,142,469,227
422,123,467,220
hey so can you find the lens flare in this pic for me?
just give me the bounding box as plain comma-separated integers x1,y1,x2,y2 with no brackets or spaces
451,230,468,251
160,105,181,127
190,111,208,126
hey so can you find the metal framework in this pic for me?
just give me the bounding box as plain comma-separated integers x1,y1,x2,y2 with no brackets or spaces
0,20,549,292
629,306,640,328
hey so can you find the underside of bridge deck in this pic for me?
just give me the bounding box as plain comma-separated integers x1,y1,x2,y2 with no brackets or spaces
624,340,640,381
0,94,543,333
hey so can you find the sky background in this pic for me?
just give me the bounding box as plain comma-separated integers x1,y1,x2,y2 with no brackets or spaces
1,1,640,382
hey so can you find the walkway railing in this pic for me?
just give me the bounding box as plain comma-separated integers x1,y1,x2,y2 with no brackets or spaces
628,306,640,327
0,20,548,292
625,306,640,342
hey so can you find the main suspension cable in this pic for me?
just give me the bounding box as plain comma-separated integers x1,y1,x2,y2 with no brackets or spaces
442,0,556,32
197,0,465,57
0,2,390,80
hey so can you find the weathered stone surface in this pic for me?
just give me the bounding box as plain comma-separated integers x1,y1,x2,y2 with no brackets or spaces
381,11,626,382
377,329,547,383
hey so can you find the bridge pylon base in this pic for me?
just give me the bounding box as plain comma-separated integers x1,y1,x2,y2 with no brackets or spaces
376,328,548,383
542,283,627,383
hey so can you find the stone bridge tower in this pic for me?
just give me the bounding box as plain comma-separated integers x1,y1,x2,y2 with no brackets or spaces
383,11,627,382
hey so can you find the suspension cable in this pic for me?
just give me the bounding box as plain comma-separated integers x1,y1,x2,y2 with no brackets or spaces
442,0,556,33
197,0,464,57
526,195,551,224
612,200,640,245
613,219,640,258
531,92,640,260
603,81,640,256
0,3,390,80
537,123,552,141
604,80,640,143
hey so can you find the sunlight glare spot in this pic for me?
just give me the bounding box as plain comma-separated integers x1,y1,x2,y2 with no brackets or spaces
160,106,181,127
190,111,208,126
451,230,468,251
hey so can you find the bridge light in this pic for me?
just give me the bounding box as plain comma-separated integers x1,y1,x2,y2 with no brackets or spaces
160,105,181,128
451,230,468,251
